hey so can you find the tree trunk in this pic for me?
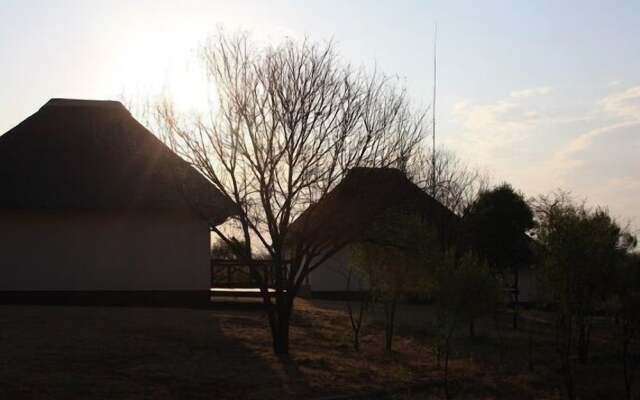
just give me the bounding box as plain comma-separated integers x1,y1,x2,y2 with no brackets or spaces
272,323,290,354
562,355,575,400
384,298,397,352
270,300,292,355
577,318,591,364
554,314,561,351
265,264,294,355
528,324,535,372
264,254,295,355
622,325,632,400
443,334,451,400
494,313,505,364
512,268,519,330
560,314,576,400
345,288,369,352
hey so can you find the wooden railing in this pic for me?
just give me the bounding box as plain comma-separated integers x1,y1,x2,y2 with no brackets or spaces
210,259,279,289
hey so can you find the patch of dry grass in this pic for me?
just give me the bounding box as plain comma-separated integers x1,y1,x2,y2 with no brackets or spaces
0,301,635,399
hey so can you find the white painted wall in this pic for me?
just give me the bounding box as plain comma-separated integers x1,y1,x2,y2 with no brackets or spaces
310,248,544,304
0,211,210,291
308,248,368,292
517,267,545,303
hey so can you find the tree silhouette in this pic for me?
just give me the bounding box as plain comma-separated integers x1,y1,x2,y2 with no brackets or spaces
463,183,534,329
155,31,426,354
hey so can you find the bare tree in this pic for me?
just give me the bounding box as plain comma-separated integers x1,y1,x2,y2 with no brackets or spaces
350,208,436,352
344,264,370,352
154,31,426,354
408,148,490,215
430,251,502,400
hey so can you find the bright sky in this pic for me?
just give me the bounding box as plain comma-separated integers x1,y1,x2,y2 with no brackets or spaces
1,0,639,231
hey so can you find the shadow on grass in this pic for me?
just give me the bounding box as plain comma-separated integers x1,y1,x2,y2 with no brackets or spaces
0,305,283,399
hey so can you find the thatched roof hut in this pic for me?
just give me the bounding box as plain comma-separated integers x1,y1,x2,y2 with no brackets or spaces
0,98,237,224
0,99,237,305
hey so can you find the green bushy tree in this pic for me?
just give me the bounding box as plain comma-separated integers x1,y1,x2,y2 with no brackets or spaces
464,183,534,329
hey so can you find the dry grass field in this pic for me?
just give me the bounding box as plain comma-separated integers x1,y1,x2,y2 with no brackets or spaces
0,300,635,399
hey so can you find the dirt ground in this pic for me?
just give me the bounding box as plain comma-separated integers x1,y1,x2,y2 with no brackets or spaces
0,300,635,399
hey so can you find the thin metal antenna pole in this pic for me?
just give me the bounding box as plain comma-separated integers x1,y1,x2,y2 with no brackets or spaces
431,23,437,196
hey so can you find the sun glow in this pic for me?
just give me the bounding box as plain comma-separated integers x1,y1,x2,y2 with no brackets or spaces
110,25,210,114
108,10,300,115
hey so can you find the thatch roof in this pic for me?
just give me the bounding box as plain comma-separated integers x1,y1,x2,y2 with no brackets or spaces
289,167,461,250
0,99,238,225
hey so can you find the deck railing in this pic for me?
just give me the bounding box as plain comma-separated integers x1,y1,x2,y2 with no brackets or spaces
210,259,280,290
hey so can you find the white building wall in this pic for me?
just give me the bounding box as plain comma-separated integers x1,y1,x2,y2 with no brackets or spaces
308,247,368,292
310,249,544,304
518,267,546,303
0,211,210,291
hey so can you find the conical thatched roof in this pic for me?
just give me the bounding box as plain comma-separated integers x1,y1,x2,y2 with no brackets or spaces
289,167,460,250
0,99,237,225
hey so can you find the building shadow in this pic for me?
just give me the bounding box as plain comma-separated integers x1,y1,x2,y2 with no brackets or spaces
0,305,284,399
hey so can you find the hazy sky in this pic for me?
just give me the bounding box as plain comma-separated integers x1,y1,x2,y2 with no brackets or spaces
1,0,638,230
